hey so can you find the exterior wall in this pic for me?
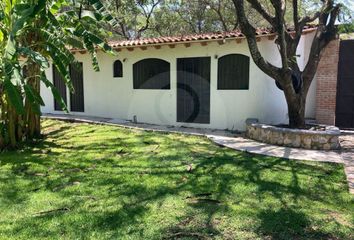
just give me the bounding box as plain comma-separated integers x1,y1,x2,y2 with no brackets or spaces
315,39,340,125
301,32,317,119
41,34,315,131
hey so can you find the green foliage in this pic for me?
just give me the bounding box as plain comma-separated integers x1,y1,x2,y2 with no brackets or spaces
0,0,115,106
40,72,69,112
0,0,115,148
3,78,24,114
104,0,353,40
104,0,240,38
338,21,354,33
0,120,353,239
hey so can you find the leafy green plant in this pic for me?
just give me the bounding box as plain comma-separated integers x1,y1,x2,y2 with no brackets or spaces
0,0,116,149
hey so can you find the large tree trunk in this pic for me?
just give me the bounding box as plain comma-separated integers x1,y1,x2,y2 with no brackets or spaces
282,78,307,129
285,93,306,128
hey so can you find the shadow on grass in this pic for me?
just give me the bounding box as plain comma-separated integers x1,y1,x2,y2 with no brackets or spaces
0,120,352,239
257,208,338,240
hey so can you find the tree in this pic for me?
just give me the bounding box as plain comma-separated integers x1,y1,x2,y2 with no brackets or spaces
170,0,231,33
0,0,115,149
232,0,341,128
104,0,264,39
337,1,354,34
103,0,294,39
103,0,162,39
152,0,254,35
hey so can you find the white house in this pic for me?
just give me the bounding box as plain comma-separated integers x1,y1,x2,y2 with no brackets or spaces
41,27,318,131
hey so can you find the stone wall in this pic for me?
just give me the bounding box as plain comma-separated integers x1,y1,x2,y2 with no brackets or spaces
315,39,340,125
246,123,341,150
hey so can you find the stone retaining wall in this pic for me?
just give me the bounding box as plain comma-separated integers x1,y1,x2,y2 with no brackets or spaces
246,123,341,150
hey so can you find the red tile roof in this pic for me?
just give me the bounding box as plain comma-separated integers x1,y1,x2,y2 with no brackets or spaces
107,26,317,48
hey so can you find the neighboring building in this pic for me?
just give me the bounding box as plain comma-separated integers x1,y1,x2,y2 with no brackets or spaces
41,27,321,131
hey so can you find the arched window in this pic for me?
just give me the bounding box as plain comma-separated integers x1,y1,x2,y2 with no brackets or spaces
133,58,170,89
113,60,123,77
217,54,250,90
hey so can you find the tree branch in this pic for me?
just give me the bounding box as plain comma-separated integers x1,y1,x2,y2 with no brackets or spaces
270,0,289,70
136,0,161,39
204,0,230,32
176,9,198,33
232,0,282,80
302,0,341,92
293,0,299,30
246,0,276,27
287,9,321,63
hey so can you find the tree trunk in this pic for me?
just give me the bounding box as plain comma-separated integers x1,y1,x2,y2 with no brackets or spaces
25,62,41,140
283,84,306,129
0,89,4,149
286,97,306,128
7,101,17,148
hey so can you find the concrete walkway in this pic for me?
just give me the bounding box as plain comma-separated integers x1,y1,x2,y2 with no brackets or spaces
43,113,236,137
209,135,344,163
42,113,354,194
210,135,354,194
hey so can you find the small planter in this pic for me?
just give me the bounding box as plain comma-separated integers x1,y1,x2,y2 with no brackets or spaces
246,122,340,150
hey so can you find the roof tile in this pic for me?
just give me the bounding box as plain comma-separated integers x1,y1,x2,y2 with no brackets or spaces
76,26,317,50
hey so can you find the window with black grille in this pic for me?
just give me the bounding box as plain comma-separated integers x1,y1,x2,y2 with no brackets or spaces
133,58,170,89
217,54,250,90
113,60,123,78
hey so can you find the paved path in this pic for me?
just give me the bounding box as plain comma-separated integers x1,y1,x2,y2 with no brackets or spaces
209,135,344,163
339,133,354,194
42,113,354,194
43,113,236,137
342,152,354,194
210,135,353,194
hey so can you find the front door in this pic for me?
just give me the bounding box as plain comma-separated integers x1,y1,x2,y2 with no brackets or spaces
70,63,84,112
53,66,67,111
177,57,210,124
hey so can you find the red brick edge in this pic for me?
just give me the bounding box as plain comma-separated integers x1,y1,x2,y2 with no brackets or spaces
315,39,340,125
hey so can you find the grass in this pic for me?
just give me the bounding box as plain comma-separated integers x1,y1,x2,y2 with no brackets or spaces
0,119,353,240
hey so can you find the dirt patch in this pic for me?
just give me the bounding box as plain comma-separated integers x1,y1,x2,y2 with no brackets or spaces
327,211,353,228
186,193,222,205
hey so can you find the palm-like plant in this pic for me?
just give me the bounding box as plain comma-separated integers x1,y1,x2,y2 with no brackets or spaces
0,0,116,149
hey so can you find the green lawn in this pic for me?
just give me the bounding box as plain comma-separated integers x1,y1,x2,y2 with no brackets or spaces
0,120,353,240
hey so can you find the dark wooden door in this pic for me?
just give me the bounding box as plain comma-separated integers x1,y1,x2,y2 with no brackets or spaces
53,66,67,111
336,40,354,128
177,57,210,123
70,63,85,112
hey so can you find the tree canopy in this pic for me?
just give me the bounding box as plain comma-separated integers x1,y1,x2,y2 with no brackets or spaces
103,0,353,40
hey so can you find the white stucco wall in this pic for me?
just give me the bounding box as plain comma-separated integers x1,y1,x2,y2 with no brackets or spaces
41,34,316,130
302,32,317,119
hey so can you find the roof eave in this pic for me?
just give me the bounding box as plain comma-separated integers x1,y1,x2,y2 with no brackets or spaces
70,27,317,52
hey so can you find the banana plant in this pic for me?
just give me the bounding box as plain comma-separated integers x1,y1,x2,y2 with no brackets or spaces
0,0,116,149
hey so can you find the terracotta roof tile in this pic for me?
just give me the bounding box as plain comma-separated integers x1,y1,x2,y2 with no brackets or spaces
108,29,249,48
72,26,317,51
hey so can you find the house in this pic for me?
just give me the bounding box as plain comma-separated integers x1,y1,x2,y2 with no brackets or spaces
41,26,322,131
